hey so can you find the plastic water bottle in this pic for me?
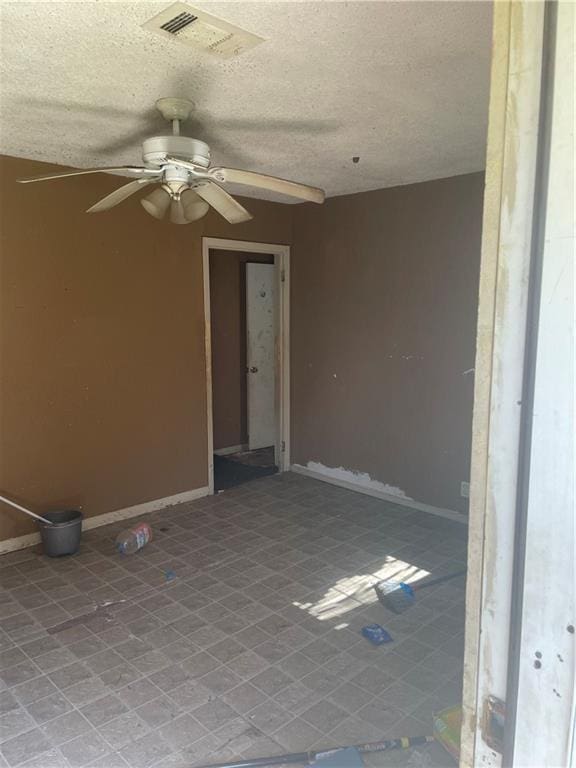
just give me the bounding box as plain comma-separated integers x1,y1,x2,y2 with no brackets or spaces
115,522,152,555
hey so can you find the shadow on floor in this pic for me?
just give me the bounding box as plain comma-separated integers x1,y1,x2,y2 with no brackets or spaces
214,449,278,491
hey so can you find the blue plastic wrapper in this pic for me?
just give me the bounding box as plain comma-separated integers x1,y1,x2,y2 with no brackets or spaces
361,623,393,645
163,569,177,582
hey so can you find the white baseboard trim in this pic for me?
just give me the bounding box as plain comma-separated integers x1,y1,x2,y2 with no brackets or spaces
214,444,248,456
290,464,467,524
0,531,41,555
0,486,210,556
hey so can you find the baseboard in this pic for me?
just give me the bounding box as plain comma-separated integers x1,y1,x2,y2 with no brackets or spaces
214,444,248,456
0,531,41,554
0,486,210,556
290,464,466,524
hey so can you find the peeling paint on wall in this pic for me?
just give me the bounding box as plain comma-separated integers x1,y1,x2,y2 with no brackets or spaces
305,461,411,500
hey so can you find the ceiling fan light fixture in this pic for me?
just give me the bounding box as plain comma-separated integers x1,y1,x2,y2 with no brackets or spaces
170,198,189,225
181,189,210,222
141,187,171,219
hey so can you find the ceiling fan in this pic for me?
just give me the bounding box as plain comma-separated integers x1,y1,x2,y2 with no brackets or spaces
17,98,326,225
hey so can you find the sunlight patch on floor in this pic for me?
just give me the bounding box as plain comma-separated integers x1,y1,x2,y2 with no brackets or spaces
293,556,431,620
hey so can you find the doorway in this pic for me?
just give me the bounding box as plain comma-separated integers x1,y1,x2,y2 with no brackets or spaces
202,238,290,494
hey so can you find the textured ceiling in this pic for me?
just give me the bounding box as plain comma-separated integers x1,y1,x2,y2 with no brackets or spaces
0,1,492,201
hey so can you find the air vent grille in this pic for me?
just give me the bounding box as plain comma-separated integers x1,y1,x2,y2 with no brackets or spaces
142,2,264,59
160,12,198,35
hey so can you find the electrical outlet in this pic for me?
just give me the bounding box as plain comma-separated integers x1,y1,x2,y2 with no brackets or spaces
461,481,470,499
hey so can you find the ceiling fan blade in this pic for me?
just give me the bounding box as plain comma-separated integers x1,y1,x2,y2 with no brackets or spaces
212,168,325,204
193,182,252,224
17,167,158,184
86,178,157,213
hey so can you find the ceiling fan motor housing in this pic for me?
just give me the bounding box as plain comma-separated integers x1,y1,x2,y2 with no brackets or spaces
142,136,210,169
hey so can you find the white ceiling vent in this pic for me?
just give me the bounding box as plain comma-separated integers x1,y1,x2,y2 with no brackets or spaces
142,3,264,59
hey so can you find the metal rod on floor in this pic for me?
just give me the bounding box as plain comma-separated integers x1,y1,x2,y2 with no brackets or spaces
193,735,434,768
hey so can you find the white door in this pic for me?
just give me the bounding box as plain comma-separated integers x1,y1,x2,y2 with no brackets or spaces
246,263,276,450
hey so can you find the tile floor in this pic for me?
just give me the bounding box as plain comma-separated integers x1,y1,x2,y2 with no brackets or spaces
0,474,467,768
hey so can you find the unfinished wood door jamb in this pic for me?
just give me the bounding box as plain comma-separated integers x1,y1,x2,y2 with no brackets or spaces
460,3,547,766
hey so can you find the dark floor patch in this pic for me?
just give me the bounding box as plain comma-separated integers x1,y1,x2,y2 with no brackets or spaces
229,446,276,468
214,453,278,490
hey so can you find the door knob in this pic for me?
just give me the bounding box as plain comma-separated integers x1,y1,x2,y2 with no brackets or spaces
249,366,258,373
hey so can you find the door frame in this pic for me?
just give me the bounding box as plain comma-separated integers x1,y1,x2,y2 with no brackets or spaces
202,237,291,495
461,2,574,765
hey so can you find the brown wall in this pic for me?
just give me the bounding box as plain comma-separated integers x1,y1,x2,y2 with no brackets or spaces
0,154,482,543
209,249,273,451
0,155,292,541
291,173,483,513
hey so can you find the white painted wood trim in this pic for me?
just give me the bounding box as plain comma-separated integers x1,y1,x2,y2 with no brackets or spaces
214,444,248,456
202,237,291,495
290,464,466,524
0,531,41,555
0,486,209,555
509,3,575,764
461,9,516,758
202,243,215,496
278,247,291,473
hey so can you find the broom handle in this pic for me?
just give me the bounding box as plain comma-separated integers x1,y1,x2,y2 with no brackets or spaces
0,495,54,525
193,754,306,768
413,568,467,592
193,736,433,768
